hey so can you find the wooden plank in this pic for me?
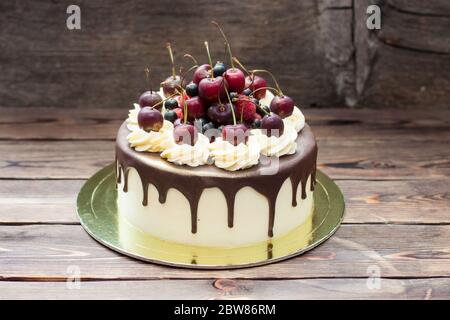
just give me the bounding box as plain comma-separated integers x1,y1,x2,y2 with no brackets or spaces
380,3,450,54
387,0,450,16
1,137,448,179
0,0,341,109
353,1,450,109
1,179,449,225
0,224,448,279
0,278,448,299
1,107,448,140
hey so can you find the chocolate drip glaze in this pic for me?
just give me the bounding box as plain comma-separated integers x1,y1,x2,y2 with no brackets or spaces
116,122,317,237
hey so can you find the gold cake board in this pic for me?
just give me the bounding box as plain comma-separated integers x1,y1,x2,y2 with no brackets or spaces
77,163,345,269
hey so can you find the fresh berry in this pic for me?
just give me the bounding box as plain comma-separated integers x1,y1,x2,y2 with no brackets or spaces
256,104,270,117
235,95,257,122
222,124,249,146
185,82,199,97
261,113,284,137
138,107,164,132
245,75,267,100
229,92,239,101
207,103,235,125
242,88,252,96
138,91,163,109
251,118,262,129
162,75,186,97
186,96,205,120
202,122,216,132
174,107,183,119
193,64,211,84
213,61,226,77
173,124,197,146
164,110,177,123
198,76,227,102
176,94,188,109
164,98,178,110
270,95,294,118
224,68,245,93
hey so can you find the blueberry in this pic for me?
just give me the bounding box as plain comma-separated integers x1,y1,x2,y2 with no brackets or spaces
164,110,178,123
251,118,262,129
185,82,198,97
257,104,271,116
164,98,178,110
229,92,238,101
202,122,216,132
243,88,252,96
213,62,226,77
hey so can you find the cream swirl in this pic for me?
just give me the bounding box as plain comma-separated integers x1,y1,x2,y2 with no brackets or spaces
252,125,297,157
209,136,261,171
126,120,174,153
160,133,210,167
283,106,305,132
126,103,141,131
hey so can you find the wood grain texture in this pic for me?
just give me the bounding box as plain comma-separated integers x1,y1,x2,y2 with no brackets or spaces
1,179,449,225
1,137,448,179
1,0,449,109
0,224,448,280
0,278,448,299
0,0,340,108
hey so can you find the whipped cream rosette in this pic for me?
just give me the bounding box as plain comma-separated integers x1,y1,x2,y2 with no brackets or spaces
160,133,210,167
252,124,297,157
209,135,261,171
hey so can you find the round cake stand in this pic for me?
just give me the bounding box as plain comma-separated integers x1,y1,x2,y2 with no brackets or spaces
77,163,345,269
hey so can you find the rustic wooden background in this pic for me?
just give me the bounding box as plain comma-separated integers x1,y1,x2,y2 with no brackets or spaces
0,0,449,109
0,0,449,300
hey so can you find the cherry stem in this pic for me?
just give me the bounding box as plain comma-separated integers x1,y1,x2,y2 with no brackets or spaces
176,89,188,125
211,21,235,69
224,86,236,125
250,86,282,97
166,43,176,79
179,66,185,87
144,67,153,92
232,57,255,88
250,69,283,95
232,57,251,77
183,53,198,66
151,92,177,110
204,41,214,79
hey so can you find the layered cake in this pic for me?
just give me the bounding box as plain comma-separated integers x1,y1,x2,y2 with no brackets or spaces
116,22,317,248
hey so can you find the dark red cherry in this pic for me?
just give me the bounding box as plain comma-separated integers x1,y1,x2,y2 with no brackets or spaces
270,95,294,119
207,103,235,125
193,64,212,84
245,75,267,100
173,124,197,146
198,76,227,102
223,68,245,93
138,91,163,109
222,124,249,146
186,96,206,121
261,113,284,137
138,107,164,132
162,75,186,97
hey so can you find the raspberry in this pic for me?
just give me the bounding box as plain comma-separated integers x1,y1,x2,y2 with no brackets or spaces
235,95,256,122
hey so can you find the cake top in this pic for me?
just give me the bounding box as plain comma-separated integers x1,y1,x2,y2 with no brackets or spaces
125,21,307,171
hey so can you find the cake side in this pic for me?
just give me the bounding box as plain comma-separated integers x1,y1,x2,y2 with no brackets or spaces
116,122,317,247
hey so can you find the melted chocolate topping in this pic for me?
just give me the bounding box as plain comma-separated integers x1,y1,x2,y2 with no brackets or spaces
116,122,317,237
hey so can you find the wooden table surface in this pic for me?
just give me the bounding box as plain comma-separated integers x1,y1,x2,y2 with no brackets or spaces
0,107,449,299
